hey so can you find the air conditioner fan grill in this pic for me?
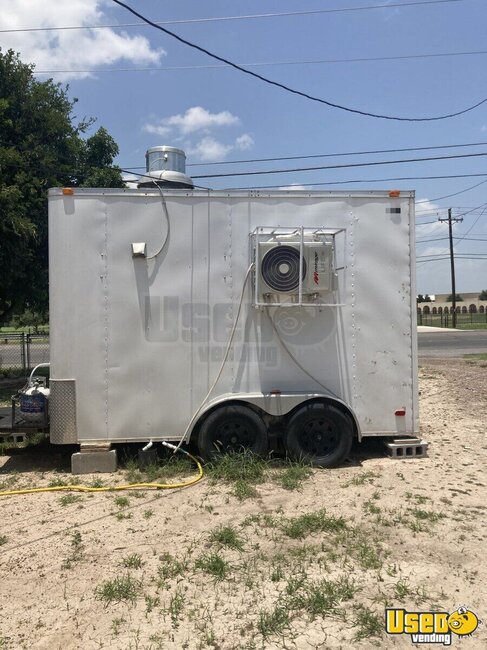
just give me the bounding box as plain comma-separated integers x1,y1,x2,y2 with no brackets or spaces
261,245,307,293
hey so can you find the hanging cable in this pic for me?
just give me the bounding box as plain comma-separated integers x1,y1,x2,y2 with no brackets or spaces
222,172,487,191
2,1,465,34
191,152,487,180
119,141,487,171
34,49,487,76
146,182,170,260
111,0,486,122
265,306,342,400
174,263,255,452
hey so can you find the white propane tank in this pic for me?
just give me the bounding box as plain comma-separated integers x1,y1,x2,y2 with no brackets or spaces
19,383,50,423
19,364,51,424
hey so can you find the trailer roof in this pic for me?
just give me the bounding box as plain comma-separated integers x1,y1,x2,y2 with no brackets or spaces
49,188,415,199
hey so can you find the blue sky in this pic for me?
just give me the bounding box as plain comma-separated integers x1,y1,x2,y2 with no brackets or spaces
2,0,487,294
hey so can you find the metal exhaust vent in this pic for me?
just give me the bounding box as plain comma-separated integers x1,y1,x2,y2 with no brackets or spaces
138,145,194,189
261,245,307,293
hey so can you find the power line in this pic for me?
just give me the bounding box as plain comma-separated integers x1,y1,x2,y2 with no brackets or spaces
118,141,487,171
454,205,487,249
456,202,487,218
417,253,487,258
222,172,487,191
34,49,487,75
2,1,464,34
111,0,487,123
191,151,487,180
417,256,487,262
417,236,487,242
120,171,487,191
415,178,487,204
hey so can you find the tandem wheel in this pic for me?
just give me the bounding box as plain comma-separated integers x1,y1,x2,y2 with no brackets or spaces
283,402,353,468
197,404,268,461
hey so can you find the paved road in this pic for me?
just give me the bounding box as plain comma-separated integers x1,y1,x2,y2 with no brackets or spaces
2,334,486,367
418,330,487,358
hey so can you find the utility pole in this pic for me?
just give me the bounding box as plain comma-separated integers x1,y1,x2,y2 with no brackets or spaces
439,208,463,328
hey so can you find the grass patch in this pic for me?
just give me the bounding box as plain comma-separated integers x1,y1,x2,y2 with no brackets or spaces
62,530,84,569
297,576,359,618
410,508,444,522
111,617,126,637
209,525,244,551
464,353,487,360
258,573,359,642
353,606,382,641
405,492,430,505
124,454,195,484
121,553,144,569
157,552,188,585
281,509,347,539
95,575,141,604
231,480,258,500
258,606,291,640
274,461,313,491
59,493,82,507
145,595,160,614
195,552,230,580
169,587,185,626
206,450,267,484
206,450,268,500
114,495,130,508
343,470,379,487
0,534,7,546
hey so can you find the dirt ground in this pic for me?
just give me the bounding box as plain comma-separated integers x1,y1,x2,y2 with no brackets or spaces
0,359,485,650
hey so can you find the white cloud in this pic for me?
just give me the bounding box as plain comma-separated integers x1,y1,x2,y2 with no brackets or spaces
415,199,446,237
1,1,164,80
143,106,254,162
144,106,240,137
186,137,234,162
235,134,254,151
481,125,487,133
278,184,308,191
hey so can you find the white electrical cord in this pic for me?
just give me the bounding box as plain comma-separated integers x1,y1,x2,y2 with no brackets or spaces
264,305,342,400
173,263,255,452
146,182,171,260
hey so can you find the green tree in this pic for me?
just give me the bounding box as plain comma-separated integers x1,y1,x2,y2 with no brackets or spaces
0,49,123,322
417,294,432,303
446,294,463,302
479,289,487,300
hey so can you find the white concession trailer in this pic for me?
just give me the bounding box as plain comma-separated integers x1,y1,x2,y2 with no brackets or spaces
47,165,419,470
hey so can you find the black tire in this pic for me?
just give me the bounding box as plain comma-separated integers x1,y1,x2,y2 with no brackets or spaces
197,405,268,461
284,402,353,468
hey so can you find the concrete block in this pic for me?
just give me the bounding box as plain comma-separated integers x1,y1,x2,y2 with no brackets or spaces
385,439,428,458
71,449,118,474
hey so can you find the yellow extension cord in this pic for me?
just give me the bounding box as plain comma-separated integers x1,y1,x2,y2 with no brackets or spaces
0,451,204,497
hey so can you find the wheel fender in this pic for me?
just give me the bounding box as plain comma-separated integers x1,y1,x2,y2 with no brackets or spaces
188,392,360,441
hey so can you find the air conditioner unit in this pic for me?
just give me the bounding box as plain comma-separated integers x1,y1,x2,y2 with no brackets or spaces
257,240,334,299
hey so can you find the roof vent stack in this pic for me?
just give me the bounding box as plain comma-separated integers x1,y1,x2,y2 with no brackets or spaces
138,146,194,189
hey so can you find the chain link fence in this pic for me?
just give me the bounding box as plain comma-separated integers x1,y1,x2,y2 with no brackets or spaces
0,333,50,376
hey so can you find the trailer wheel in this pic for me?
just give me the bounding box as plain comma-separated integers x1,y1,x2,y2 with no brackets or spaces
284,403,353,468
197,405,268,461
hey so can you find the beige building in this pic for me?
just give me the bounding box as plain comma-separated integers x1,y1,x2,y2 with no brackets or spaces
418,292,486,315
